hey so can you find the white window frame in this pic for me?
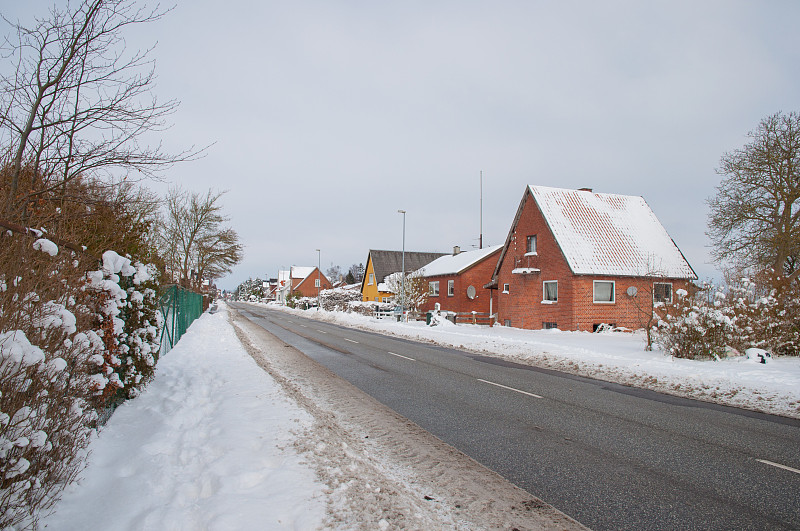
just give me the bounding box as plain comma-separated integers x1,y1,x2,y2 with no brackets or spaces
447,279,455,297
429,281,440,297
381,297,390,303
315,278,320,288
593,280,615,303
543,280,558,303
368,273,374,285
653,282,673,304
503,283,510,293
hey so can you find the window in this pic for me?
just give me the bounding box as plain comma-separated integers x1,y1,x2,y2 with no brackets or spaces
429,281,440,296
526,235,537,254
543,280,558,302
542,322,558,330
382,297,390,303
654,282,673,303
447,279,455,297
315,278,320,288
368,273,374,285
503,283,510,293
504,319,511,327
593,280,615,303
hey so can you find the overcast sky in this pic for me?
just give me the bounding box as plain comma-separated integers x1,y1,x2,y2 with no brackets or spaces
7,2,800,288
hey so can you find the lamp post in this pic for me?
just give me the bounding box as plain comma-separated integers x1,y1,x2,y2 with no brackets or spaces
397,209,406,311
316,248,321,311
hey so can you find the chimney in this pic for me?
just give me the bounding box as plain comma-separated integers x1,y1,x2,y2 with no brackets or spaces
453,245,461,255
578,187,593,193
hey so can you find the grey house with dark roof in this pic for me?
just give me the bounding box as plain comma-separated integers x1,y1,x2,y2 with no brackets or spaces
361,249,446,302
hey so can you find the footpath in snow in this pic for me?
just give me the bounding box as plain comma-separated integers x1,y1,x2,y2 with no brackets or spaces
262,303,800,419
42,305,326,530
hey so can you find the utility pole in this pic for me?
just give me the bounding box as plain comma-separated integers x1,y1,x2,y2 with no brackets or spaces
480,170,483,249
398,209,406,310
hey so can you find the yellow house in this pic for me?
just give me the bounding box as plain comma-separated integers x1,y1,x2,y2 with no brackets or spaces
360,249,447,303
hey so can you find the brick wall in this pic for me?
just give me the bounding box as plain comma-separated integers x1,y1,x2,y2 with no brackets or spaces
293,268,333,298
420,250,500,315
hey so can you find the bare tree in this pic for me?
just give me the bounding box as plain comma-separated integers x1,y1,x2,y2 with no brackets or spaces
0,0,198,220
160,187,242,289
708,111,800,283
384,270,428,311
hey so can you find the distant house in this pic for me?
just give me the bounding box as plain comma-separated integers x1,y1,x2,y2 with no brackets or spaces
263,278,279,301
489,185,697,331
290,266,332,298
418,245,502,316
361,249,446,303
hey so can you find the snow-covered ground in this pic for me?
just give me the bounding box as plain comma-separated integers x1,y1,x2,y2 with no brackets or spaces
42,299,799,529
44,302,584,531
263,303,800,419
42,305,327,530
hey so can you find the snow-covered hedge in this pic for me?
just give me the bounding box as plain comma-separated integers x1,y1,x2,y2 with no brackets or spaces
0,236,163,528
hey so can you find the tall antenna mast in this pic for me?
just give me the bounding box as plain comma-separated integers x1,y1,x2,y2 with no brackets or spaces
479,170,483,249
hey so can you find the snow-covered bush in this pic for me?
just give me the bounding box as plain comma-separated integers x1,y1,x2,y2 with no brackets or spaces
0,232,164,527
78,252,163,407
724,274,800,357
319,287,362,311
346,300,394,316
654,273,800,360
0,235,98,528
117,263,163,398
654,286,735,360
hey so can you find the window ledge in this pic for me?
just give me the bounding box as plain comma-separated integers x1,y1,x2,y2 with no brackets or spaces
593,301,616,305
512,267,540,275
524,251,538,257
541,300,557,304
501,291,509,294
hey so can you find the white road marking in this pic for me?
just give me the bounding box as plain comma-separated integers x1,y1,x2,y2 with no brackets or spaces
757,459,800,475
387,351,415,361
344,338,359,344
317,330,327,334
477,379,543,399
300,324,307,328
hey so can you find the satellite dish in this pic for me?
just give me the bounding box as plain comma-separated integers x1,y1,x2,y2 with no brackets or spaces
627,286,638,297
466,285,477,299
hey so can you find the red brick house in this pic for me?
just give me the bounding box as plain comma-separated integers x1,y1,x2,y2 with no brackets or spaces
290,266,332,298
489,185,697,331
418,245,502,316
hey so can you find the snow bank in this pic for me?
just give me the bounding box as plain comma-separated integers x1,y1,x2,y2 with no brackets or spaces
42,304,325,529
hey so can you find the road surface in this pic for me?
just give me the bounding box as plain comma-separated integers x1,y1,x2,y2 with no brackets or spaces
232,303,800,530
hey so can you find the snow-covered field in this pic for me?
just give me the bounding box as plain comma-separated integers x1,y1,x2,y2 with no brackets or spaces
262,303,800,419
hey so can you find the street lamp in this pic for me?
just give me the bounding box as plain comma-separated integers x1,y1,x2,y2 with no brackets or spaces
316,248,321,311
397,209,406,311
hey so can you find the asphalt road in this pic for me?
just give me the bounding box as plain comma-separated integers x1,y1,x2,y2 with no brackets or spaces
232,303,800,530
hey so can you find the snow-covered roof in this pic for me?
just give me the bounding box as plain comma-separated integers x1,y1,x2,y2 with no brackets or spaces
418,245,502,277
290,266,316,280
528,185,696,278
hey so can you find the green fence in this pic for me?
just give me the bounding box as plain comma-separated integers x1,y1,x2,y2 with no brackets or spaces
158,285,204,355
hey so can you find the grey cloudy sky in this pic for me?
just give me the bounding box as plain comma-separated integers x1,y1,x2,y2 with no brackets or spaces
8,2,800,287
